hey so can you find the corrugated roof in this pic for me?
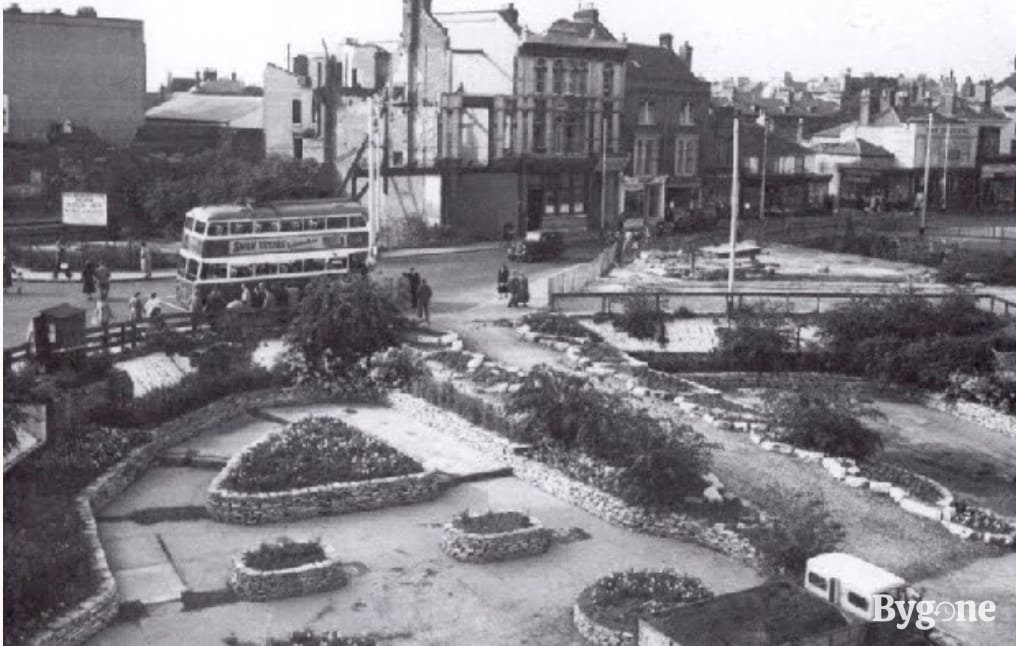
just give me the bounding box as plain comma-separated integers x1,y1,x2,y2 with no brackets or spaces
811,138,894,158
145,93,262,128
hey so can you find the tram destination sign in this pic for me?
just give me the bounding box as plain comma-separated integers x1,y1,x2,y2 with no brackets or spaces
229,234,347,255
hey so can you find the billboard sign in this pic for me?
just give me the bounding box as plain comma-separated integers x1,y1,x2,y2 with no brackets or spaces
61,192,108,226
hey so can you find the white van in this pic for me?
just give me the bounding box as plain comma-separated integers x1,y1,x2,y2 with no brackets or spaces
804,552,908,622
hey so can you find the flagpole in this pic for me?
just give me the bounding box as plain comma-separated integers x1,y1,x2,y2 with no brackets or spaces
728,116,740,297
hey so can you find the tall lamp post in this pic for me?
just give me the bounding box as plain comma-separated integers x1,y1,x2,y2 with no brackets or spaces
759,112,769,221
920,112,933,236
727,117,740,299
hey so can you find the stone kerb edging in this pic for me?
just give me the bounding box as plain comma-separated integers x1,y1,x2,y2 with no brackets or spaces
572,600,634,646
440,515,552,563
229,543,348,601
388,392,758,564
515,324,649,377
26,388,329,646
926,395,1016,440
206,432,444,525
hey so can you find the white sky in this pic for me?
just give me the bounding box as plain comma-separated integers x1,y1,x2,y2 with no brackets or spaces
15,0,1016,90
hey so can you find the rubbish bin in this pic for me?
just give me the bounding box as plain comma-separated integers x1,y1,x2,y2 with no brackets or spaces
35,303,86,371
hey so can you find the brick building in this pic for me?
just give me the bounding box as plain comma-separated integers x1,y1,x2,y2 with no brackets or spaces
2,7,145,145
621,34,710,220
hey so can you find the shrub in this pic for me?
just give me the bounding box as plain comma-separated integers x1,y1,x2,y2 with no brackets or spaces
452,510,532,534
223,417,422,493
506,367,613,448
577,570,712,632
612,292,667,343
765,383,883,460
945,372,1016,414
715,324,791,375
520,312,602,341
747,491,845,577
616,433,711,507
939,250,1016,286
243,539,326,571
369,347,428,389
428,349,474,373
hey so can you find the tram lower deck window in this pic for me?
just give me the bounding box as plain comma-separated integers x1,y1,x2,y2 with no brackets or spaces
278,260,303,274
201,263,228,280
326,216,348,229
256,263,279,276
348,215,367,228
304,258,325,272
326,257,348,269
229,264,254,279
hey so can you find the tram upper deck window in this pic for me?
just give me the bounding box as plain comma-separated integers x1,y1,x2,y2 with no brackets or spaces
229,264,254,279
208,223,229,236
348,215,367,229
326,216,348,230
194,220,207,234
254,220,280,234
305,218,324,231
184,216,195,231
230,221,254,235
200,263,228,280
184,258,199,280
280,219,303,233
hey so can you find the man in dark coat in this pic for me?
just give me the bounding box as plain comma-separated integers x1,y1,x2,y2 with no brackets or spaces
404,267,421,309
417,278,432,324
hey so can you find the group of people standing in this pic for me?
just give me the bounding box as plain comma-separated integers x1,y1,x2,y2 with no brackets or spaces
402,267,433,324
496,265,529,308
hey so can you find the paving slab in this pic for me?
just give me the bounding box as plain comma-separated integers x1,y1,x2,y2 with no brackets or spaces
113,562,186,605
99,467,216,516
98,524,170,571
265,404,508,477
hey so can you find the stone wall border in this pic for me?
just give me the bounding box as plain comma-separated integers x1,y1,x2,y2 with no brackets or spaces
206,429,443,525
229,543,347,601
572,600,634,646
24,387,333,646
440,514,552,563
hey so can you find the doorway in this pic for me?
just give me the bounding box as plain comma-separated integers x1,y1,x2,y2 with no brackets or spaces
527,189,544,232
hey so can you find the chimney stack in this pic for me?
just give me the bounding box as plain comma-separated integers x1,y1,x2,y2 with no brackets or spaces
796,117,805,143
659,33,673,51
573,4,599,24
859,88,871,126
941,92,956,116
982,79,993,112
678,41,693,71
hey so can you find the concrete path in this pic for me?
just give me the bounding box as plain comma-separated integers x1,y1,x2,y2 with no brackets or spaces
266,404,509,478
916,553,1016,646
98,522,187,605
164,418,282,465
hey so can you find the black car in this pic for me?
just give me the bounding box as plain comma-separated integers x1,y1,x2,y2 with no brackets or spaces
507,231,565,262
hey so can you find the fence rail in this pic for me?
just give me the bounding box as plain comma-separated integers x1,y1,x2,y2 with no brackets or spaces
549,288,1016,319
4,308,291,375
547,241,620,299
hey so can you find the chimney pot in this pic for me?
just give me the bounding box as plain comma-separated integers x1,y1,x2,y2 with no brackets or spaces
859,88,871,126
678,41,693,71
659,33,673,51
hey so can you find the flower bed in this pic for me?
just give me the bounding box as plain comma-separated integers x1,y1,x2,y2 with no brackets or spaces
223,632,376,646
428,349,475,373
208,417,441,524
519,312,603,342
574,571,712,645
950,501,1016,546
230,539,347,601
440,511,552,563
857,460,945,505
222,417,423,493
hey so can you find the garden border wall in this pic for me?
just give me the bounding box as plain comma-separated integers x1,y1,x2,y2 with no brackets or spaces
440,515,552,563
572,601,634,646
229,544,348,601
25,388,331,646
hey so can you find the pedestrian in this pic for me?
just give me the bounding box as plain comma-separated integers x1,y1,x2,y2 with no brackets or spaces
241,283,253,307
54,239,72,279
95,261,111,300
403,267,421,310
94,298,112,344
82,261,96,300
144,292,163,319
417,278,432,324
250,282,266,309
518,272,530,307
262,283,276,310
507,272,521,308
127,291,144,323
189,287,204,331
497,264,510,299
139,241,152,280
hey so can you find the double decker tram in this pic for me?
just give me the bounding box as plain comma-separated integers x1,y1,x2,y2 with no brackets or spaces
175,198,371,305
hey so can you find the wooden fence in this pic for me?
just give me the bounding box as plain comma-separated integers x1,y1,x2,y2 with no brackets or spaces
4,308,291,375
549,288,1016,320
547,241,620,299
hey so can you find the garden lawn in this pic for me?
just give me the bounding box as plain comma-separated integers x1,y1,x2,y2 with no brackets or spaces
222,417,423,493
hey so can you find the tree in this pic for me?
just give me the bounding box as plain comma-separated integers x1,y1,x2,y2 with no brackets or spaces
715,302,792,376
765,377,883,460
748,490,846,577
287,275,408,370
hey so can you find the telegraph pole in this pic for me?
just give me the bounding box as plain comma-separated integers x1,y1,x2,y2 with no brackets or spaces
941,122,951,211
759,113,769,221
728,117,740,297
920,112,933,236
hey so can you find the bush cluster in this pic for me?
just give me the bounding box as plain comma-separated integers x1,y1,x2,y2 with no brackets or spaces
746,491,846,577
945,372,1016,414
243,539,326,572
612,292,668,343
224,417,423,493
452,510,532,535
520,312,603,341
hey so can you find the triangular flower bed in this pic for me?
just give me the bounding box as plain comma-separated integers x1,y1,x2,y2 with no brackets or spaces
207,416,443,524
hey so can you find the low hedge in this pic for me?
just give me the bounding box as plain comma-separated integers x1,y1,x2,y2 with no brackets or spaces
576,570,712,633
452,510,532,534
243,539,327,571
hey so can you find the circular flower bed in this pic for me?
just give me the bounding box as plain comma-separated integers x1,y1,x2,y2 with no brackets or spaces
857,460,946,504
440,511,552,563
951,500,1016,544
230,538,347,601
223,416,423,493
574,570,712,645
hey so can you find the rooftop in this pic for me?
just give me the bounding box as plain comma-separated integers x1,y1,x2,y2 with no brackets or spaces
810,138,894,158
145,93,262,128
626,43,698,84
640,580,849,646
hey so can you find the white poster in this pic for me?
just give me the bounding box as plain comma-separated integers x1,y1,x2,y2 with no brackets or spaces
61,192,108,226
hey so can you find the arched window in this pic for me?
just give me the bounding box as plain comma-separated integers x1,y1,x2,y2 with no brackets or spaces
552,60,565,95
534,59,547,94
602,64,615,97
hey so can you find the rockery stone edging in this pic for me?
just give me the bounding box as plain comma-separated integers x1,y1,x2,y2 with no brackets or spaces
572,601,634,646
25,387,329,646
206,433,443,525
440,516,552,563
229,543,348,601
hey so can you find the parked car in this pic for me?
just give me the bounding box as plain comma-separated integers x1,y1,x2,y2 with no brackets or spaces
507,231,565,262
